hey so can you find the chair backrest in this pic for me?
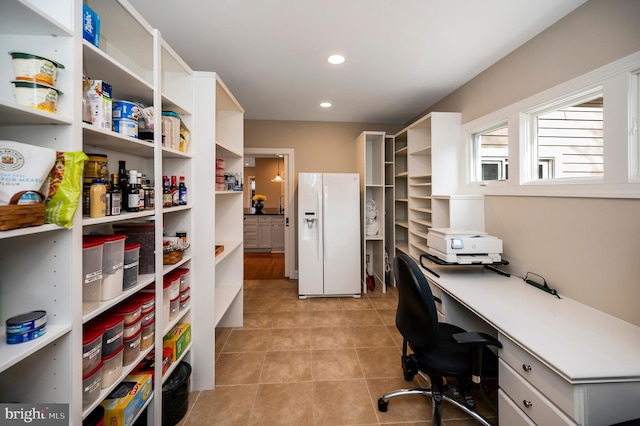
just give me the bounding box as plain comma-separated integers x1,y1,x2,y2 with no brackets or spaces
394,254,439,347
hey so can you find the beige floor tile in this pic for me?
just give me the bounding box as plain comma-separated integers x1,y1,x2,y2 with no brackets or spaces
387,325,405,348
215,352,265,385
369,295,399,310
222,329,270,353
215,328,233,354
313,379,379,425
377,308,397,326
249,382,314,425
366,377,433,424
271,311,312,328
342,309,384,326
349,325,397,348
267,328,311,351
308,297,343,310
340,296,374,310
259,350,312,383
244,297,282,313
184,385,258,425
242,312,274,329
309,309,347,327
251,286,298,299
274,298,310,312
357,346,405,379
309,326,354,349
311,348,363,380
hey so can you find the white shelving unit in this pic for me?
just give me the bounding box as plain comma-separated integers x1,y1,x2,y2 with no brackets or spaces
393,112,483,263
0,1,243,423
356,131,388,293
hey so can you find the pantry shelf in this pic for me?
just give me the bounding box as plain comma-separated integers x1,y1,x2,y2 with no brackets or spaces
82,274,155,323
0,100,73,125
82,210,155,226
0,324,71,373
83,123,154,157
0,223,65,240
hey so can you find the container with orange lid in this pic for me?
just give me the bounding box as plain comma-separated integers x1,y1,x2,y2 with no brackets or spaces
101,344,124,388
123,243,140,290
82,239,103,312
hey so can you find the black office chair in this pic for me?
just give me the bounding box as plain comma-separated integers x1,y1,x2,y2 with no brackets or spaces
377,254,502,426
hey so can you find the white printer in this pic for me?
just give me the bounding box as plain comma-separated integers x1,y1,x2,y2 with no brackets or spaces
427,228,503,264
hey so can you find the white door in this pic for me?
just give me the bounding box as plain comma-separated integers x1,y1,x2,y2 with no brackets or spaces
322,173,361,295
298,173,323,296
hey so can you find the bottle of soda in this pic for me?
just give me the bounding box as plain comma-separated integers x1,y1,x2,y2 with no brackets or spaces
178,176,187,205
163,175,172,207
170,175,179,206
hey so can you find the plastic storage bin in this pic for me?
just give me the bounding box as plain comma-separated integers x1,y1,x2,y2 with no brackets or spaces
123,243,140,290
90,314,124,357
140,319,154,351
82,239,103,312
169,296,180,321
82,361,103,407
133,291,155,313
101,344,124,389
123,317,141,339
113,223,155,274
110,299,142,326
85,234,127,301
176,268,189,292
123,328,141,366
83,327,103,376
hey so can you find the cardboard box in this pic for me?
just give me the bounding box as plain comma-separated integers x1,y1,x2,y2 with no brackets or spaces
82,4,100,47
163,323,191,363
101,373,152,426
85,79,112,129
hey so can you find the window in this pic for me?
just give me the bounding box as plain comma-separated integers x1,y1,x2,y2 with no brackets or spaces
527,89,603,181
472,123,508,181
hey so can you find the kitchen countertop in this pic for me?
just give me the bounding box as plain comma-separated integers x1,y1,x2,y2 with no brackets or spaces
243,208,284,215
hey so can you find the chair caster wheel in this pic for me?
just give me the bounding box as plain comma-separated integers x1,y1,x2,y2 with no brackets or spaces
378,398,388,412
404,371,416,381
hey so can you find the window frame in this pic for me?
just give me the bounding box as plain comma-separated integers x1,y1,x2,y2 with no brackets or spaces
462,50,640,199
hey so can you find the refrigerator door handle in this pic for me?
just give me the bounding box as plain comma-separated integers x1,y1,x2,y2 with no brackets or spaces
322,183,327,261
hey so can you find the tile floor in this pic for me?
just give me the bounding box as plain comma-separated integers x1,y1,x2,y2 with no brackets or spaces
179,279,497,425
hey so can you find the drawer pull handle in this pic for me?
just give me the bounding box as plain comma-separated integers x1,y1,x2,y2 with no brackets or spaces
522,364,532,372
523,400,533,408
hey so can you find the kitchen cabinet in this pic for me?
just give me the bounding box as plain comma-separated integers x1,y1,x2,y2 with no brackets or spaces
258,216,272,249
271,216,285,252
243,216,258,248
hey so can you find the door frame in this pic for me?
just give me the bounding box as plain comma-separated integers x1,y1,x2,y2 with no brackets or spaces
244,147,296,278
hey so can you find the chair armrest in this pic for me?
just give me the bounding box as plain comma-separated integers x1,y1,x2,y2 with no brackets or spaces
452,331,502,348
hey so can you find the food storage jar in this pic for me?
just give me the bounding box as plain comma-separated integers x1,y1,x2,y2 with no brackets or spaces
109,298,141,326
101,344,123,388
82,361,103,407
85,234,127,301
123,317,141,339
112,223,155,274
133,291,155,313
140,319,155,351
176,268,190,292
123,328,141,366
123,242,140,290
179,296,190,311
89,314,123,357
82,239,103,312
82,327,103,376
169,296,180,321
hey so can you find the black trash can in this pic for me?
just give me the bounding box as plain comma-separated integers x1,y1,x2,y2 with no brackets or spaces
162,361,191,426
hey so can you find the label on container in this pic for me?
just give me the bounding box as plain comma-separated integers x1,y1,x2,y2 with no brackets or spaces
83,344,101,360
111,261,123,272
124,261,139,270
84,270,102,284
106,331,123,345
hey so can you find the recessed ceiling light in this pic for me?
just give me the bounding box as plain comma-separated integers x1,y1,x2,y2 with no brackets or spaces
328,55,345,65
320,102,332,108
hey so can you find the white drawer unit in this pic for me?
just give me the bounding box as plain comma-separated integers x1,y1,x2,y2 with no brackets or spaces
499,359,576,425
498,389,536,426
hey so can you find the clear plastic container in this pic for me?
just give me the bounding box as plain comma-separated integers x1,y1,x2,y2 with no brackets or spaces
85,234,127,301
123,328,141,366
179,296,190,311
176,268,189,292
82,327,103,376
112,223,155,274
110,298,142,326
123,317,141,339
141,308,155,325
179,287,190,303
134,291,155,313
123,243,140,290
101,344,123,389
82,239,103,312
169,296,180,321
89,314,123,357
82,361,103,406
140,319,155,351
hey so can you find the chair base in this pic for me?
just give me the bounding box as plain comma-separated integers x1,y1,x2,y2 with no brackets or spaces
377,386,493,426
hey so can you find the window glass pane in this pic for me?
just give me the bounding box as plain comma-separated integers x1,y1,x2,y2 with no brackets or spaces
473,124,508,181
535,94,603,180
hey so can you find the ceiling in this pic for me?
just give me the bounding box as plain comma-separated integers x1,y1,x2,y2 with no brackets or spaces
129,0,587,125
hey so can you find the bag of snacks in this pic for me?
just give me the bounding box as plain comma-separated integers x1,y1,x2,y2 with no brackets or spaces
44,151,88,228
0,140,56,206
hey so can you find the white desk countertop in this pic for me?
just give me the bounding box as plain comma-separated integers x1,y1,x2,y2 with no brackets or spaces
422,264,640,384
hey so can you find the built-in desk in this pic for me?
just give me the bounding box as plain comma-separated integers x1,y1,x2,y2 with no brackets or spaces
421,263,640,425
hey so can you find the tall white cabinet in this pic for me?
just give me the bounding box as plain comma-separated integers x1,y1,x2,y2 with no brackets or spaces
0,1,243,424
394,112,484,262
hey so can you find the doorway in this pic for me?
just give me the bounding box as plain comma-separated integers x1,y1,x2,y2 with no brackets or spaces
244,148,296,279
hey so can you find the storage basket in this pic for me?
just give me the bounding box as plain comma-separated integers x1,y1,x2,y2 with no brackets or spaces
0,203,45,231
163,250,184,265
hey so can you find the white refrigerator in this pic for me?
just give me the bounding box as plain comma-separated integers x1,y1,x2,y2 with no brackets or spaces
298,173,361,298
